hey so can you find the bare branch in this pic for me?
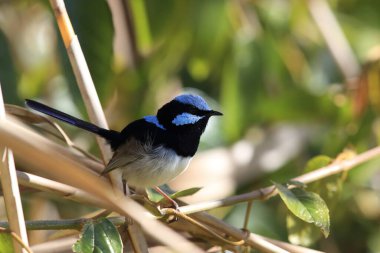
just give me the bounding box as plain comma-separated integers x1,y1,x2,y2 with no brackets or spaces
179,147,380,214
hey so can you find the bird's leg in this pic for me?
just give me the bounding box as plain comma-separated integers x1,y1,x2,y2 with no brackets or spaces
154,186,179,210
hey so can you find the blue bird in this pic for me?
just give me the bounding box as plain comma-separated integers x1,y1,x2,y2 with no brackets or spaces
25,94,222,206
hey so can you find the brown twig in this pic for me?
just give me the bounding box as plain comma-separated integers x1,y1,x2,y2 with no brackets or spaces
164,208,246,247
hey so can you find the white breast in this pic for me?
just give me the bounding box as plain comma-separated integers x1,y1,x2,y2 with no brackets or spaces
118,144,192,188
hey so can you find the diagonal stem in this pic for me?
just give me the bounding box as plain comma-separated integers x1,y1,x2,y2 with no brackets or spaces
0,83,29,253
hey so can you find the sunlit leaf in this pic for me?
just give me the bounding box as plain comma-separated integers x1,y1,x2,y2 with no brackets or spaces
168,187,202,199
306,154,346,208
147,187,201,203
286,156,335,245
0,233,13,253
275,182,330,237
304,155,332,173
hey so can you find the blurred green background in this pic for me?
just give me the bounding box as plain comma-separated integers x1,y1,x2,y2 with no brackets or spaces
1,0,380,252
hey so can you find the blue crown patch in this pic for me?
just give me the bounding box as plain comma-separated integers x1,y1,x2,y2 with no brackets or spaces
174,94,211,111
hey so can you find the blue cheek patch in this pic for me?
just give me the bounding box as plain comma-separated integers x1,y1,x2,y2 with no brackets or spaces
144,115,166,130
172,113,204,126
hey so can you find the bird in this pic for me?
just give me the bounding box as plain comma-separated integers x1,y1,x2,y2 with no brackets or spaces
25,94,222,207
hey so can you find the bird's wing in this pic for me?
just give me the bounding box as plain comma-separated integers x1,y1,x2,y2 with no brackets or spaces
102,119,165,174
102,138,144,174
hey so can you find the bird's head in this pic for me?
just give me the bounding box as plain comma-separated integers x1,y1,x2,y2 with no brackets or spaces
156,94,222,133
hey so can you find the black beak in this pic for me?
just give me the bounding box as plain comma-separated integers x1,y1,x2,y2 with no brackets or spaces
208,110,223,116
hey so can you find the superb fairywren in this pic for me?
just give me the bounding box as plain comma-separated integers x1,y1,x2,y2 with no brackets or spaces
25,94,222,201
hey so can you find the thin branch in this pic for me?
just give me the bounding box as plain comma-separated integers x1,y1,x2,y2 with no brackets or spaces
246,234,289,253
0,84,29,253
164,208,245,247
0,217,127,231
253,234,324,253
179,146,380,214
243,201,253,230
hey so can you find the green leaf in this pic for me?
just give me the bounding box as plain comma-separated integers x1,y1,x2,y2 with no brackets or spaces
304,155,332,173
168,187,202,199
146,188,164,202
0,233,14,253
93,218,122,253
147,187,202,203
73,218,122,253
284,155,338,245
274,182,330,238
306,155,344,206
73,223,95,253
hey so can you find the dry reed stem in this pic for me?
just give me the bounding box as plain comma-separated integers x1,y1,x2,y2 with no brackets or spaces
0,118,203,253
49,0,113,170
16,171,104,206
0,84,29,253
49,0,146,250
252,234,324,253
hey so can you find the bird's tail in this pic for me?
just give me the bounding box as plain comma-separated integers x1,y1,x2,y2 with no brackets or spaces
25,99,120,142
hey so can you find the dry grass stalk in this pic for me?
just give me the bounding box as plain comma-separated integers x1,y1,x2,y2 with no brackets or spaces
49,0,145,250
0,84,29,253
16,171,104,206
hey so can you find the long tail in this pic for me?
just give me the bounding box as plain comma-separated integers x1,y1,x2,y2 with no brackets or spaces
25,99,120,143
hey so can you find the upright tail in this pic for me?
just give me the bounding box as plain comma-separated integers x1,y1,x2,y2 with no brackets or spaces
25,99,120,143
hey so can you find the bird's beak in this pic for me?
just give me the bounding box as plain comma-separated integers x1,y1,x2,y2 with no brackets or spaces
208,110,223,116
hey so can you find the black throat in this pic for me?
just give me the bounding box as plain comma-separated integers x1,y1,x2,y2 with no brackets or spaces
156,101,211,157
164,118,209,157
